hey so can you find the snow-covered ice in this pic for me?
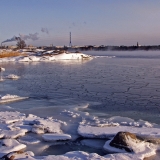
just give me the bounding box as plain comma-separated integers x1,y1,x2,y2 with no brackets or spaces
18,135,40,144
32,118,64,134
0,139,26,158
78,125,160,138
42,133,71,141
0,52,93,62
5,74,20,79
0,110,158,159
0,94,28,104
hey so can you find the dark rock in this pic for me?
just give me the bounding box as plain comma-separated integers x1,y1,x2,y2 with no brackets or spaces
109,132,141,152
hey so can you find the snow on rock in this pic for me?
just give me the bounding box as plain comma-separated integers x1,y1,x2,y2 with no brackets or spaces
78,125,160,138
0,139,26,158
103,132,157,155
5,74,20,80
7,151,34,160
42,133,71,141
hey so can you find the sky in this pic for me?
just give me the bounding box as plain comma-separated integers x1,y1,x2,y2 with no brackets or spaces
0,0,160,46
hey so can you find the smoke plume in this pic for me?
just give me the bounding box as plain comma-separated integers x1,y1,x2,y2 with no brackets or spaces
19,33,39,41
1,36,18,43
41,28,49,34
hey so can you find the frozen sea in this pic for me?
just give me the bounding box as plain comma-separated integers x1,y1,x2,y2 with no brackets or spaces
0,50,160,157
1,51,160,123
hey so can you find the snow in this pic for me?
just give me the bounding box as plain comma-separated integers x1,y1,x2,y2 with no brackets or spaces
0,111,25,124
32,118,63,134
0,129,26,139
0,139,26,158
42,133,71,141
7,151,34,160
18,135,40,144
6,150,156,160
0,94,28,104
78,125,160,138
61,110,80,118
0,52,93,62
0,110,158,159
5,74,20,79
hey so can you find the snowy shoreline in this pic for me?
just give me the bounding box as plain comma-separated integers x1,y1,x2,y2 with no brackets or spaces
0,51,93,62
0,106,159,159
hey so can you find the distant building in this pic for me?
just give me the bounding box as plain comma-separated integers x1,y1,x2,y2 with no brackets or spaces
137,42,141,47
8,45,17,49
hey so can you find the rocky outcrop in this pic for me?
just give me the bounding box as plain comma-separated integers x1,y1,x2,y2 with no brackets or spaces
109,132,142,152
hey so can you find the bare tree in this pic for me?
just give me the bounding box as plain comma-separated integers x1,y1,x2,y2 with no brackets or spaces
16,39,26,49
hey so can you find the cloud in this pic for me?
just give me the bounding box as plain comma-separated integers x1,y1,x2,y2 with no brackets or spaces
41,28,49,34
19,33,39,41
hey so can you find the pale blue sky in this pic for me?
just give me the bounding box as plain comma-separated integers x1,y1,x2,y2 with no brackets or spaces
0,0,160,46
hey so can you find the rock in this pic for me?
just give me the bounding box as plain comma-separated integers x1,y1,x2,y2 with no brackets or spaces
109,132,141,152
7,151,34,160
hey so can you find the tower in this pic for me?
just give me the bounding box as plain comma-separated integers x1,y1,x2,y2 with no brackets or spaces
69,32,72,47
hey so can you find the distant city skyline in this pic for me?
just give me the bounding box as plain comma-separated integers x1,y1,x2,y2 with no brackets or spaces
1,0,160,46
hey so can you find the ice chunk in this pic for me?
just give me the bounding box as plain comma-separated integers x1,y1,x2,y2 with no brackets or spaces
0,111,25,124
32,118,62,134
5,74,20,79
18,135,40,144
42,133,71,141
0,94,28,104
0,139,26,158
0,129,26,139
78,125,160,138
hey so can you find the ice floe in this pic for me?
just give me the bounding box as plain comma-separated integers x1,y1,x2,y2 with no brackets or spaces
0,139,26,158
18,135,40,144
42,133,71,141
78,125,160,138
5,74,20,79
32,118,64,134
0,94,28,104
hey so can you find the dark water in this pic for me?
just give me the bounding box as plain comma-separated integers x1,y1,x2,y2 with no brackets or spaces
1,51,160,124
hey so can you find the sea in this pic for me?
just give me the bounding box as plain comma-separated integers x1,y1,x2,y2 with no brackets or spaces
0,50,160,156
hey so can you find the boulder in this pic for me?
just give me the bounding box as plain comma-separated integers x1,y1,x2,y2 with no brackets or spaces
109,132,141,152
